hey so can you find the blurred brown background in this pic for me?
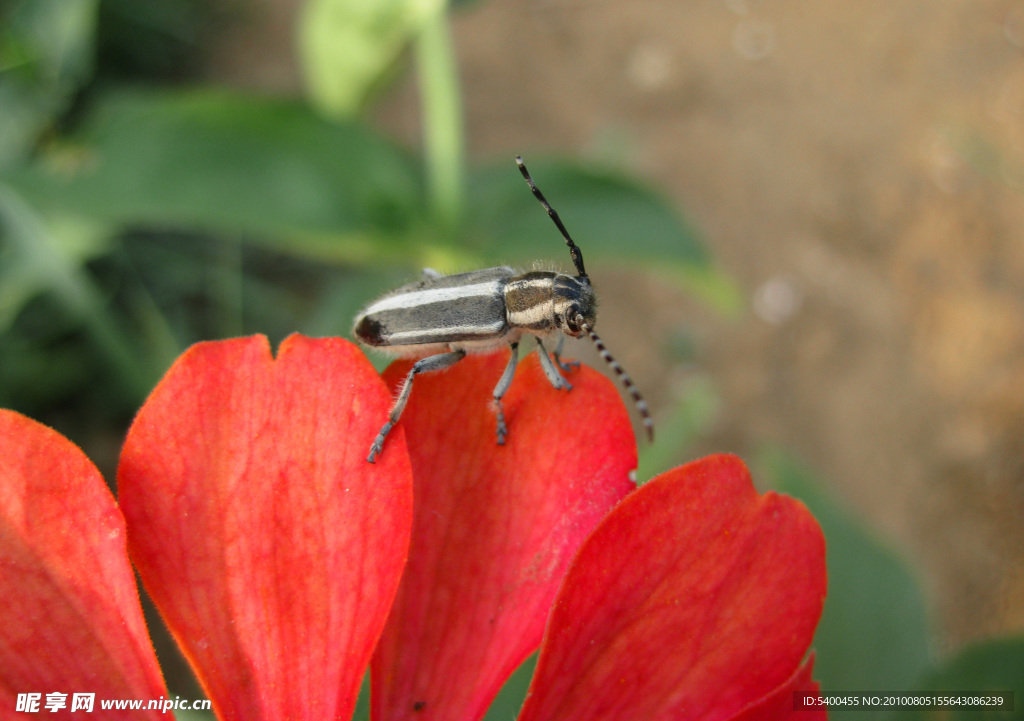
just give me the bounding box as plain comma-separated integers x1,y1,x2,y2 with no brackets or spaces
209,0,1024,652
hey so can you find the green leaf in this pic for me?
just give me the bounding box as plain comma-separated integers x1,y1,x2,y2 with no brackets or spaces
465,157,738,312
469,157,708,265
0,184,158,397
2,89,423,261
0,0,98,165
483,653,536,720
0,203,113,330
759,448,932,707
896,637,1024,721
172,710,215,721
299,0,446,118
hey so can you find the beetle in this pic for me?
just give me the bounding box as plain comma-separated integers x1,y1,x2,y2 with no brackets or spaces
355,156,653,463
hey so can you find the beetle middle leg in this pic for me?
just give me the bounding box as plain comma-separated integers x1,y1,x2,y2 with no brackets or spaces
492,342,520,445
367,349,467,463
552,334,580,373
535,338,573,391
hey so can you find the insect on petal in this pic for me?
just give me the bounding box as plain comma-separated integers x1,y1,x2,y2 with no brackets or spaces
372,352,637,721
0,410,167,719
118,334,413,721
517,454,827,721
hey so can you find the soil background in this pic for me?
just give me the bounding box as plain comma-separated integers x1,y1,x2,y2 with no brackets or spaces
210,0,1024,652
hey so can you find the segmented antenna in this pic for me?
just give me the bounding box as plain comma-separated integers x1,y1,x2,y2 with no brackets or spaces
516,156,587,278
578,316,655,441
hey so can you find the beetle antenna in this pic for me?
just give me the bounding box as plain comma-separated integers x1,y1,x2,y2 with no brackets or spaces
516,156,587,278
578,316,654,441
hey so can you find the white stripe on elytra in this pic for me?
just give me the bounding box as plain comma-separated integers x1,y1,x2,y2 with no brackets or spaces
365,281,504,314
387,322,506,343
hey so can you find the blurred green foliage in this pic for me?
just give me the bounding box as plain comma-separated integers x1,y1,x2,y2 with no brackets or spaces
0,0,97,167
898,637,1024,721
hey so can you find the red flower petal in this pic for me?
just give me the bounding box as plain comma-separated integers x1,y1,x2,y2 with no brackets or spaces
517,454,827,721
730,654,826,721
0,410,167,718
372,352,637,721
118,335,413,721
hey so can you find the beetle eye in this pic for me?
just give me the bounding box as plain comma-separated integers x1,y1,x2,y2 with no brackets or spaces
566,310,583,334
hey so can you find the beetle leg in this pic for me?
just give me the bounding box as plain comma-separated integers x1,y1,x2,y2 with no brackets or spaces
552,334,580,373
492,342,520,445
535,338,573,391
367,349,467,463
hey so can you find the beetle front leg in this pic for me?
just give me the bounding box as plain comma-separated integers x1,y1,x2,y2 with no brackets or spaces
492,342,520,445
367,349,467,463
536,338,572,391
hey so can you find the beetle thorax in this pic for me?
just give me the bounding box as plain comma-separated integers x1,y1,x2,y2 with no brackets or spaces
504,271,596,337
